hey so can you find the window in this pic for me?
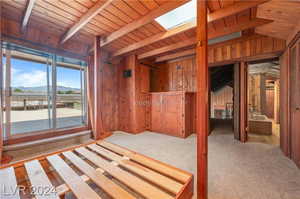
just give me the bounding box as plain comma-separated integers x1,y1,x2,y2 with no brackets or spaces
56,64,86,129
155,0,196,29
1,43,87,139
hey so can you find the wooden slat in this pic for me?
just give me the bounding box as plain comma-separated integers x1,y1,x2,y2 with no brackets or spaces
47,155,102,199
88,144,182,194
62,151,135,199
75,147,173,199
60,0,114,44
98,141,190,183
24,160,59,199
21,0,36,32
0,167,20,199
100,0,190,47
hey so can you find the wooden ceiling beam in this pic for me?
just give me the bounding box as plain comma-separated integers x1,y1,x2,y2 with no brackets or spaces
156,49,196,62
138,18,273,60
113,0,270,57
21,0,36,32
100,0,190,47
60,0,114,44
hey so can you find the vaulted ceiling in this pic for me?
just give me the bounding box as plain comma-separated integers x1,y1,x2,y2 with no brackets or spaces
1,0,300,60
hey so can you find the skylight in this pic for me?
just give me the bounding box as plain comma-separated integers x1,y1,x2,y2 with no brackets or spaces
155,0,196,30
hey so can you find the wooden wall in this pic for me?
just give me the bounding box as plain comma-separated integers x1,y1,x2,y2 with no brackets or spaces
211,86,233,119
151,57,197,92
151,35,285,93
208,34,286,66
265,88,275,118
118,55,150,133
1,18,89,60
248,74,266,114
88,51,119,133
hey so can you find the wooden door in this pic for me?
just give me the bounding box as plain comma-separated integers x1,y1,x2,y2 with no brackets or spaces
289,41,300,168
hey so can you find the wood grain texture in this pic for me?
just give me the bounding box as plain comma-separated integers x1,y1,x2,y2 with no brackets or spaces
76,147,173,199
118,55,150,133
145,34,285,63
47,155,102,199
24,160,59,199
280,51,290,156
0,167,20,199
1,141,193,199
87,51,119,134
62,151,135,199
289,39,300,168
93,36,106,139
196,1,209,199
1,18,89,60
61,0,114,44
101,0,190,47
150,91,195,138
240,62,248,143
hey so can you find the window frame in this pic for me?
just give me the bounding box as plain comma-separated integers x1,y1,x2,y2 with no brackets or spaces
1,45,88,143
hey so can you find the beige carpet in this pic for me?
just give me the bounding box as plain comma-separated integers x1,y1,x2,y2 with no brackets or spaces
105,124,300,199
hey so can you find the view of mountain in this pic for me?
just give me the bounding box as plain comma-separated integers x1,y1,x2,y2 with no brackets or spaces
13,86,80,92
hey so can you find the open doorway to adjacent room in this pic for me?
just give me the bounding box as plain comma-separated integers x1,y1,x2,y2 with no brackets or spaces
247,59,280,145
209,64,234,135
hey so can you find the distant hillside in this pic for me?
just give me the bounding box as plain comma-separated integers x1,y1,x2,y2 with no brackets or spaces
13,86,80,92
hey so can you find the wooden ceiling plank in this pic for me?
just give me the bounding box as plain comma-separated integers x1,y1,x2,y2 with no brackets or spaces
100,10,127,26
100,0,190,47
208,0,268,21
105,4,133,23
112,0,141,20
112,0,269,57
60,0,114,44
138,18,273,59
126,0,150,15
139,0,159,10
21,0,36,32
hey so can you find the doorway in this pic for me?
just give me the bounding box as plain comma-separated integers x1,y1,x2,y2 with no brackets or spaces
209,64,234,135
247,60,281,145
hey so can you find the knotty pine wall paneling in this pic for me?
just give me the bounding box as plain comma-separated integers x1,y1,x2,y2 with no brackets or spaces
88,51,119,133
118,55,150,133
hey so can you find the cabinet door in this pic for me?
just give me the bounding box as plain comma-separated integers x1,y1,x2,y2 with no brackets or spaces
151,94,162,132
161,93,183,136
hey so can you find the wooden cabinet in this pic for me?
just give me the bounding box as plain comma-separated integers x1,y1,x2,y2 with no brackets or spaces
150,91,195,138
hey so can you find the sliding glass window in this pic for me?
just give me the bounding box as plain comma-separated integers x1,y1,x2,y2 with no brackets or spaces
1,43,87,139
55,59,87,129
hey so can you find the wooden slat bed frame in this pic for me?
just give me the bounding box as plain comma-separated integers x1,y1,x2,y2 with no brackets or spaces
0,141,193,199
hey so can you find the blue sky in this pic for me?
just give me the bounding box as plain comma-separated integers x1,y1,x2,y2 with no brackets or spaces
6,57,81,89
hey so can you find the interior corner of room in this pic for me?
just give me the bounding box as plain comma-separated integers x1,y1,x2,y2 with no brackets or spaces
0,0,300,199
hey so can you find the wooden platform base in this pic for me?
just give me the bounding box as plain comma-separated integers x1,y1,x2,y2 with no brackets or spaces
0,141,193,199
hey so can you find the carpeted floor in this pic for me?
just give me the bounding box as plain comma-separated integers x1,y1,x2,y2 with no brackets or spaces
105,123,300,199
